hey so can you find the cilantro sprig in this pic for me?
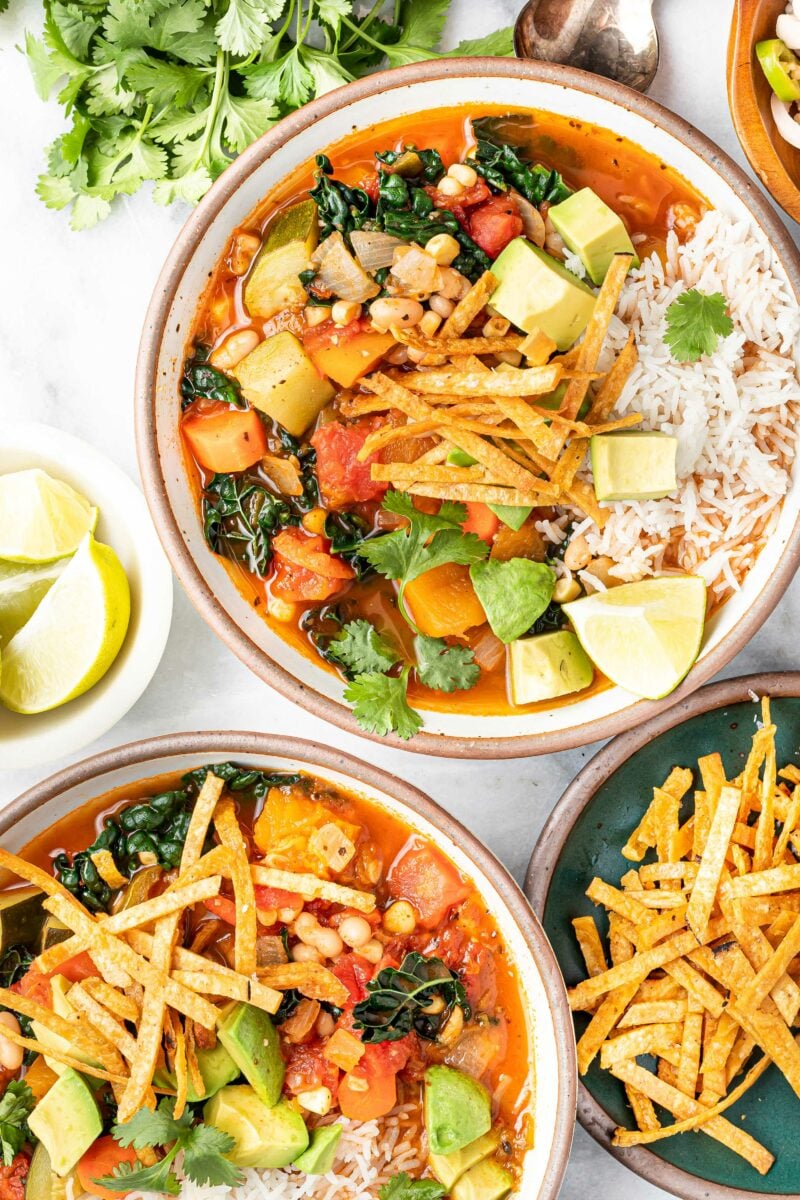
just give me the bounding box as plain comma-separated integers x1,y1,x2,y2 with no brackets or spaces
26,0,514,230
0,1082,34,1168
664,289,734,363
96,1098,244,1194
379,1174,447,1200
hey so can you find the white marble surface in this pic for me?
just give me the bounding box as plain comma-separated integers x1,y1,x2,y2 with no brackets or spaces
0,0,798,1195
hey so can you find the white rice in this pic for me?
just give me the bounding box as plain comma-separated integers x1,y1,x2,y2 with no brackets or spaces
575,210,800,601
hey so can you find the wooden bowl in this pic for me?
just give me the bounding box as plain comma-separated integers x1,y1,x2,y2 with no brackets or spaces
727,0,800,223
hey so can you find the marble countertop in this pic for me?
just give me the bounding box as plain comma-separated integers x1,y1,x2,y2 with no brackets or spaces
1,0,798,1196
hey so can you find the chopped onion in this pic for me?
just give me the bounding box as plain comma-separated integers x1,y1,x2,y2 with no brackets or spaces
261,454,303,497
512,191,546,247
777,12,800,50
313,232,380,303
771,92,800,148
470,625,505,672
350,230,405,271
390,244,442,293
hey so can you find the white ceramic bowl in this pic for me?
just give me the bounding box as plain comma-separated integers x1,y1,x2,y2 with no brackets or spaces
6,732,577,1197
136,60,800,757
0,422,173,768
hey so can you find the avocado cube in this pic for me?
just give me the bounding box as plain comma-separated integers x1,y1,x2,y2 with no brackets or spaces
205,1086,309,1169
293,1124,343,1175
28,1069,102,1177
424,1066,491,1157
451,1160,514,1200
430,1129,501,1189
490,238,596,351
244,199,319,320
548,188,639,285
509,630,594,705
217,1002,284,1107
31,978,101,1078
591,431,678,502
232,331,334,438
155,1038,240,1102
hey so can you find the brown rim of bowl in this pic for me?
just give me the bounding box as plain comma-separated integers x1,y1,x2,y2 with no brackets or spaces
7,730,576,1199
524,669,800,1200
135,57,800,759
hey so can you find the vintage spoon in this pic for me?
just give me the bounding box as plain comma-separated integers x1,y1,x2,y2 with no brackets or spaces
514,0,660,93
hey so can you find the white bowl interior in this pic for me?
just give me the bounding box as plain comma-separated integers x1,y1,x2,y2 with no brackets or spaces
0,423,173,768
6,747,568,1194
151,74,800,741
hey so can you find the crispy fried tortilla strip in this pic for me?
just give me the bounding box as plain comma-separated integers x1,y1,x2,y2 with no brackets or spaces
69,983,139,1063
728,862,800,898
91,850,128,891
623,890,686,910
586,332,638,422
82,978,140,1024
773,785,800,865
572,915,608,979
440,271,497,338
0,849,86,910
699,1011,739,1105
214,796,257,976
530,408,641,436
387,481,555,507
173,1017,189,1121
568,930,703,1012
186,1021,205,1101
560,253,633,425
737,724,775,823
754,702,777,871
256,962,349,1008
600,1022,683,1067
251,866,375,914
639,863,699,885
575,981,639,1074
608,912,634,966
618,1001,687,1027
737,914,800,1014
622,769,694,862
119,906,177,1120
609,1059,774,1173
371,463,488,484
392,327,525,356
0,985,125,1072
586,878,648,925
550,438,588,490
685,785,740,940
0,1023,128,1084
676,999,704,1097
662,958,726,1018
626,1087,661,1133
402,365,562,398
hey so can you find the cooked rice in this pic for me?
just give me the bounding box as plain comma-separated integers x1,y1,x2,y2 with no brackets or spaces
572,210,800,601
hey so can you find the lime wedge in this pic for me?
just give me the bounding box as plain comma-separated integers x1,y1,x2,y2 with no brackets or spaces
0,534,130,714
562,576,707,700
0,469,98,563
0,560,68,646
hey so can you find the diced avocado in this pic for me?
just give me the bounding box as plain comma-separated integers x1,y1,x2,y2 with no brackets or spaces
204,1086,309,1169
548,187,638,285
25,1142,67,1200
31,978,100,1077
490,239,596,351
217,1002,284,1107
424,1066,491,1157
232,331,335,438
430,1129,501,1189
509,630,594,705
155,1038,240,1102
535,380,568,411
446,451,531,530
451,1159,514,1200
244,200,319,320
28,1069,102,1177
39,915,70,953
0,887,45,953
591,431,678,502
293,1124,342,1175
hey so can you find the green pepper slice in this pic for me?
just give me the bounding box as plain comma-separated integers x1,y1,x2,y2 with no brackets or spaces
756,38,800,103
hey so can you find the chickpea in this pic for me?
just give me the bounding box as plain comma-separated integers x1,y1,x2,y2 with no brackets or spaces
437,268,468,301
358,938,384,965
383,900,417,935
294,912,319,942
552,573,582,604
311,925,344,960
209,329,260,371
339,915,373,949
331,300,362,326
438,1005,464,1047
316,1010,336,1038
437,175,465,198
563,533,591,572
0,1013,23,1071
292,943,323,964
429,294,455,319
419,310,442,338
448,162,478,188
369,297,424,331
425,233,461,267
305,305,331,328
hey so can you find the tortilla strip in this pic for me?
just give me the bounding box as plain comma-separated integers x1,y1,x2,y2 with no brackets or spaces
173,970,248,1001
255,962,349,1008
572,915,608,979
685,785,740,940
737,914,800,1014
773,785,800,865
488,394,562,459
618,1001,686,1027
662,958,726,1018
586,879,648,926
371,463,489,484
599,1022,683,1067
214,796,257,976
560,253,633,424
82,977,140,1024
575,981,639,1073
699,1011,740,1105
69,982,139,1063
622,769,694,862
568,930,708,1012
719,897,800,1025
0,849,86,910
91,850,128,891
754,707,777,871
402,365,562,398
609,1059,774,1173
586,331,638,423
0,1023,128,1084
626,1087,661,1133
173,1016,189,1120
440,271,497,338
385,481,556,507
727,862,800,898
0,986,125,1073
676,999,704,1097
392,327,524,356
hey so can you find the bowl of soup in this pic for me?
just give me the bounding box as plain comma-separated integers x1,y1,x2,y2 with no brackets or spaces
136,59,800,756
0,732,575,1199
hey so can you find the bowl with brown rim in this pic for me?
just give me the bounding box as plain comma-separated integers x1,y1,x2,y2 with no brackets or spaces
135,58,800,758
4,730,576,1197
525,671,800,1199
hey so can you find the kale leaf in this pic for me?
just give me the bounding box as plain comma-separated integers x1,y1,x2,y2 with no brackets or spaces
202,472,295,577
181,345,242,411
354,952,470,1043
472,130,571,207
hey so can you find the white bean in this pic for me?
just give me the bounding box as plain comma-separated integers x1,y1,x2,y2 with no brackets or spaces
0,1013,23,1071
429,294,454,319
294,912,319,943
311,925,344,959
437,176,464,198
209,329,260,371
448,163,478,188
369,297,424,331
339,915,372,948
358,938,384,964
292,943,323,964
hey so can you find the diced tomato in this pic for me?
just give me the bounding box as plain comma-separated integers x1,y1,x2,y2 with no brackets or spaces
302,316,368,356
426,178,491,215
331,953,374,1007
54,951,96,982
77,1137,138,1200
12,968,51,1007
461,502,500,543
387,840,469,929
311,421,388,509
468,194,524,259
0,1153,29,1200
271,528,355,603
182,402,267,473
360,172,381,204
284,1043,339,1096
338,1037,414,1121
254,885,303,910
203,895,237,924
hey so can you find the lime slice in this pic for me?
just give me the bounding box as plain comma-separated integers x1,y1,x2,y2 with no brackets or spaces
0,560,68,646
0,534,130,714
562,576,707,700
0,469,98,562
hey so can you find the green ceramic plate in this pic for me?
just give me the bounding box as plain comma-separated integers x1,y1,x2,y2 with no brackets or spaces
526,672,800,1200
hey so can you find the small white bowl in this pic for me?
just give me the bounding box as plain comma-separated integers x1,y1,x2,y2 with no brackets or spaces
0,422,173,768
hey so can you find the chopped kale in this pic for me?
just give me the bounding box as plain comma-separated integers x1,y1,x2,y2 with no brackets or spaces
181,345,242,412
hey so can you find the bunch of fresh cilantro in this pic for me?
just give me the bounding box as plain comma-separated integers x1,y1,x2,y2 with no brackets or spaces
25,0,514,230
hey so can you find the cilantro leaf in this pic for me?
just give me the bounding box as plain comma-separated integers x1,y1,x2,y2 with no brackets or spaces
327,619,401,678
360,491,488,628
415,636,479,693
445,27,515,56
181,1124,242,1188
96,1156,182,1196
0,1081,34,1168
344,669,423,740
111,1100,191,1150
664,289,734,363
379,1173,447,1200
